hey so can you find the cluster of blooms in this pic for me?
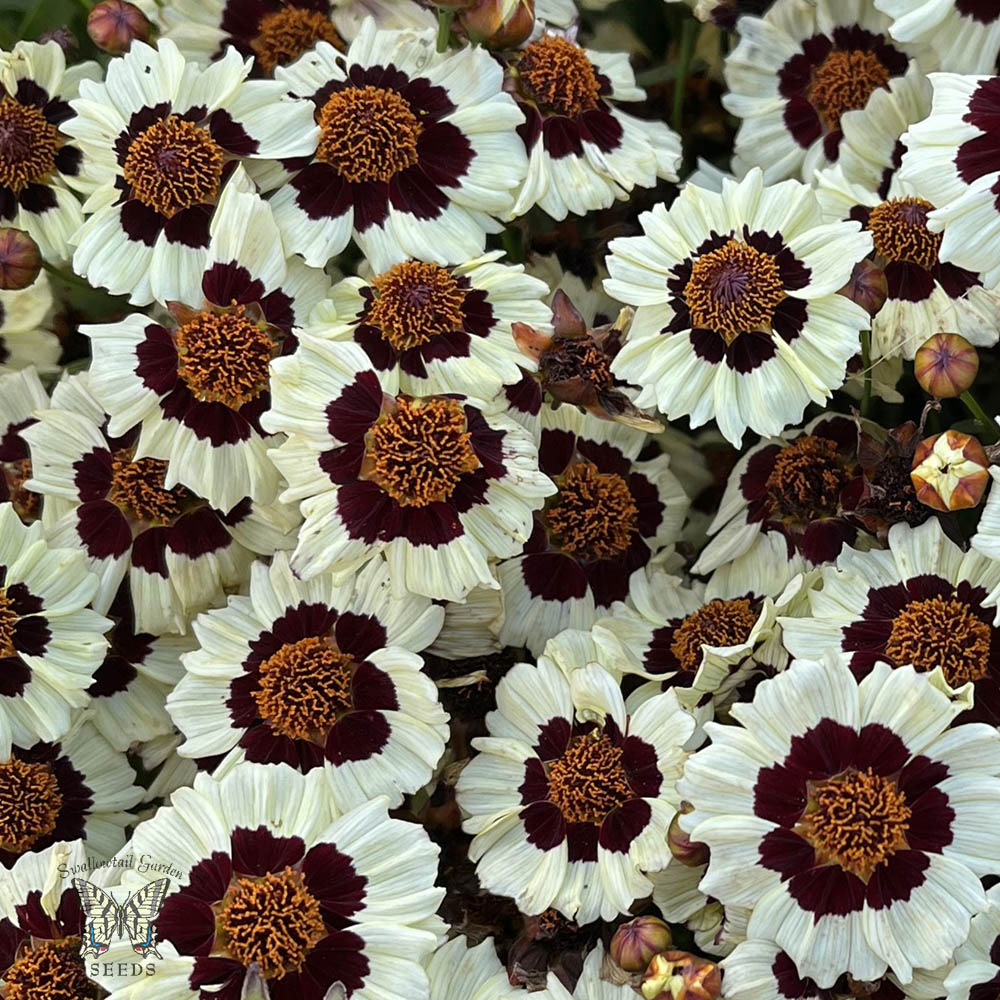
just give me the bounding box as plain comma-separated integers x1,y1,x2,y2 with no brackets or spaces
4,2,1000,1000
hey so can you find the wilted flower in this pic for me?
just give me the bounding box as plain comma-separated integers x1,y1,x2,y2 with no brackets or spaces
853,420,931,538
641,952,722,1000
0,229,41,291
610,916,672,974
86,0,151,53
911,429,990,512
914,333,980,399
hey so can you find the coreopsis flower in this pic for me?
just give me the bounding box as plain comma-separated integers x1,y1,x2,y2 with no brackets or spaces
166,552,448,808
84,584,191,751
64,38,318,306
263,338,554,602
0,841,103,999
0,271,59,376
0,42,95,263
876,0,1000,73
604,171,872,445
692,414,864,585
0,366,49,521
900,74,1000,287
22,374,299,635
943,885,1000,1000
90,764,445,1000
780,517,1000,725
456,657,694,922
306,251,550,399
910,430,990,512
496,404,688,656
269,20,527,272
505,34,681,220
723,0,923,183
678,656,1000,986
83,168,330,513
0,502,109,757
0,720,141,868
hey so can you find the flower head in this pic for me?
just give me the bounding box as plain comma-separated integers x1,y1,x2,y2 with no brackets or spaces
911,429,990,512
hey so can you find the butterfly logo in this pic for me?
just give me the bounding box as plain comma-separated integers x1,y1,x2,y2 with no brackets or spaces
73,878,171,959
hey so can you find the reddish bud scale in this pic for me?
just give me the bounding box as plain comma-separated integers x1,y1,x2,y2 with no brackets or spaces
914,333,979,399
87,0,151,55
911,430,990,512
0,228,41,290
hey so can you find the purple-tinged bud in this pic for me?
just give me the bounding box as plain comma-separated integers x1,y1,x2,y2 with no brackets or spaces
668,805,709,867
87,0,151,55
38,27,78,53
0,228,41,290
838,259,887,317
610,916,672,973
914,333,979,399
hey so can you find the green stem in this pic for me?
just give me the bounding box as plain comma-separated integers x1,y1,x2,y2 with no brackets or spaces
959,388,1000,445
859,328,872,418
436,10,454,52
500,225,523,264
672,17,697,133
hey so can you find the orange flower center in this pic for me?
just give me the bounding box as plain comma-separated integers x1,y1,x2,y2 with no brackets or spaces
684,239,786,344
808,49,891,132
254,636,354,742
251,7,342,74
765,436,848,519
366,397,480,507
796,768,910,881
546,733,632,825
109,450,189,525
3,937,98,1000
0,757,63,853
0,98,60,194
868,197,941,269
885,596,991,686
519,36,601,117
366,261,467,351
546,462,637,560
316,86,422,183
670,598,758,671
0,586,17,657
175,306,276,409
217,868,327,979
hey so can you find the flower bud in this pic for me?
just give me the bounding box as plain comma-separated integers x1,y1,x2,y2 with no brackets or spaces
0,228,41,290
837,259,887,317
641,952,722,1000
668,805,709,867
87,0,151,55
911,430,990,512
459,0,534,47
610,916,672,973
39,27,78,53
914,333,979,399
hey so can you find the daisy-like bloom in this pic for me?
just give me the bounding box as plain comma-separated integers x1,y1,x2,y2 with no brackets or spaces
0,502,109,758
84,167,329,513
900,74,1000,288
269,20,526,272
23,374,300,635
84,584,191,752
876,0,1000,73
496,405,688,656
456,657,694,923
166,552,448,809
155,0,432,74
307,251,550,399
780,517,1000,725
0,366,50,521
0,841,103,1000
943,885,1000,1000
0,42,96,262
604,170,873,445
679,656,1000,986
723,0,923,183
63,39,318,306
505,33,681,220
91,764,444,1000
0,271,59,377
692,414,865,584
263,338,554,603
0,719,141,868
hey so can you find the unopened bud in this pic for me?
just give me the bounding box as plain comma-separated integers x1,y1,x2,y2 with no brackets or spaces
911,430,990,512
87,0,151,54
838,259,887,317
641,952,722,1000
914,333,979,399
460,0,534,46
668,805,709,867
0,228,41,290
610,916,672,973
38,27,78,53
